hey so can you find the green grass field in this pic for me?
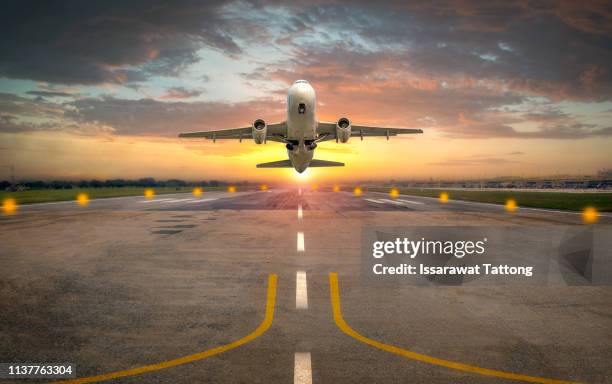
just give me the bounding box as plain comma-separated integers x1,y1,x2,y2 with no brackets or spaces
0,186,237,205
370,187,612,212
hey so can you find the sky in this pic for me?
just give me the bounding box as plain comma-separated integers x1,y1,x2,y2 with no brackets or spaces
1,0,611,183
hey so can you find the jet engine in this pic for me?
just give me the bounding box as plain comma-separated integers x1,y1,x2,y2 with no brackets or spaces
336,117,351,143
252,119,267,144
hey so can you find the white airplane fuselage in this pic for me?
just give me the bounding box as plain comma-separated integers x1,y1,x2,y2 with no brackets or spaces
286,80,317,173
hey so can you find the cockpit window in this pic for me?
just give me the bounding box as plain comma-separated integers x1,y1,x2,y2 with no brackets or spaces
298,103,306,114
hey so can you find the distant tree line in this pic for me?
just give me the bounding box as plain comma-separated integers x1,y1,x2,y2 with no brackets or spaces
1,178,251,190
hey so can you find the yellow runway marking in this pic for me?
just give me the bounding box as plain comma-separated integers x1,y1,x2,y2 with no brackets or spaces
329,273,579,384
52,274,277,384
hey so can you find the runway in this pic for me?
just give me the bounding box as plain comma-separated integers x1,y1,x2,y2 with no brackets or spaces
1,188,611,383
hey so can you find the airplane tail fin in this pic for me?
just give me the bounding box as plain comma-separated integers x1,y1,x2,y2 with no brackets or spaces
256,160,293,168
309,159,344,167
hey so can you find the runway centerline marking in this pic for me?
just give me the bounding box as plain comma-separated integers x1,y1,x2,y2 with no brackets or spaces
294,352,312,384
298,204,303,220
329,273,578,384
296,271,308,310
297,232,305,252
53,275,277,384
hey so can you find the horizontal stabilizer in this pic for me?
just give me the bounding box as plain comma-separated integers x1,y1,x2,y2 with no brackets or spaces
256,160,293,168
309,159,344,167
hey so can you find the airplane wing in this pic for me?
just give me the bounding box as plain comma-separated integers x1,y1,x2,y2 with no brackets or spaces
317,122,422,141
179,122,287,142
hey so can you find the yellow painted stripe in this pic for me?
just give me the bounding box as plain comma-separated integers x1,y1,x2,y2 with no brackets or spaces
329,273,580,384
52,274,277,384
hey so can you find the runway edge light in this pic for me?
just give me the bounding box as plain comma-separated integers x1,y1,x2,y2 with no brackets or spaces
228,185,236,193
439,191,449,203
144,188,155,199
582,206,598,224
505,198,517,212
193,187,203,197
2,197,17,215
354,186,362,196
390,188,399,199
77,192,89,206
333,184,340,192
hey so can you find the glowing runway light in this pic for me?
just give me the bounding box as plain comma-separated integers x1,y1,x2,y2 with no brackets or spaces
260,184,269,191
144,188,155,199
439,192,449,203
193,187,203,197
2,198,17,215
505,198,517,212
228,185,236,193
390,188,399,199
76,193,89,206
332,184,340,192
311,183,319,191
353,187,362,196
582,206,598,224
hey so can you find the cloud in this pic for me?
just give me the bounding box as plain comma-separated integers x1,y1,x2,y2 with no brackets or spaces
26,90,75,98
429,156,520,167
160,87,203,100
0,0,240,85
66,96,285,136
1,1,612,142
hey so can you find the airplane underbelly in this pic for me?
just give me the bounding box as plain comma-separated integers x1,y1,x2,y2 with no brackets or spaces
287,116,316,140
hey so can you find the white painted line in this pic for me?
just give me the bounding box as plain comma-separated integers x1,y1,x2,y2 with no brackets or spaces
380,198,405,205
364,198,385,204
159,198,197,203
186,198,219,203
370,191,612,217
298,204,303,220
138,198,174,204
294,352,312,384
297,232,305,252
296,271,308,310
397,198,424,205
298,187,302,196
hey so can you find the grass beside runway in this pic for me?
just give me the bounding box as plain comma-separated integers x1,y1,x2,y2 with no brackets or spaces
0,186,238,205
369,187,612,212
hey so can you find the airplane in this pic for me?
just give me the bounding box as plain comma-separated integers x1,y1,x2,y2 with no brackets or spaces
179,80,423,173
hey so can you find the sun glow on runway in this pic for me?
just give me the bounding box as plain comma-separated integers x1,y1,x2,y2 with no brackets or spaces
291,168,312,182
193,187,203,197
76,193,89,206
2,198,17,215
582,206,599,223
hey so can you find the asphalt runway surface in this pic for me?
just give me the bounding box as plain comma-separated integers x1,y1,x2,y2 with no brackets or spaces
1,188,611,383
